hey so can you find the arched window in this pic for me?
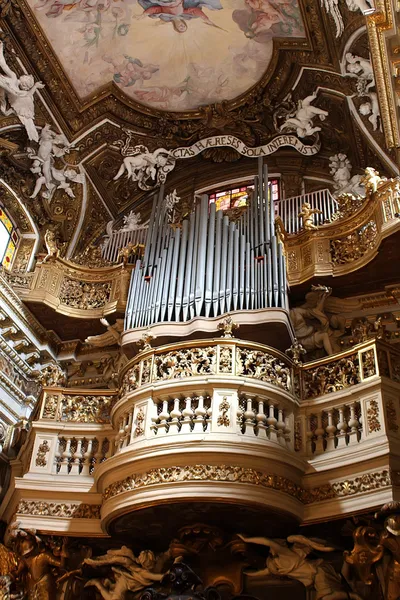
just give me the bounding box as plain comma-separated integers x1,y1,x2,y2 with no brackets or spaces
208,179,280,212
0,207,18,269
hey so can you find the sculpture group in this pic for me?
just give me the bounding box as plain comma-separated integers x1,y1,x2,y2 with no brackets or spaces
1,509,399,599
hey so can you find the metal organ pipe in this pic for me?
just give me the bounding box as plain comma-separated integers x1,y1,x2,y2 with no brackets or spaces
125,165,288,330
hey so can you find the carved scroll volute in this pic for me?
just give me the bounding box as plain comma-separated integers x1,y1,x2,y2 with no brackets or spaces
344,525,384,585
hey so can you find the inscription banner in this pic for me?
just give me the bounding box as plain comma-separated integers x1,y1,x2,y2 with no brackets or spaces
172,134,320,159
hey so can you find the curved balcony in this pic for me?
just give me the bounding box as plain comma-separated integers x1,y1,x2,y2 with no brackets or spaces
4,339,400,538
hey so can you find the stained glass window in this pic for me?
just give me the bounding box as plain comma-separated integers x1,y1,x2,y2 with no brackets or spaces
209,180,280,211
0,207,18,269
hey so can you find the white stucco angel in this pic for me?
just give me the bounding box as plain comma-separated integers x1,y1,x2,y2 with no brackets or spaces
114,146,175,190
0,41,44,142
321,0,372,37
280,91,328,138
346,53,375,92
329,153,364,196
85,318,124,347
84,546,168,600
238,534,362,600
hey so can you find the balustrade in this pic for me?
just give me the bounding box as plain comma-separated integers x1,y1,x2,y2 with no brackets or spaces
300,401,362,455
55,434,111,476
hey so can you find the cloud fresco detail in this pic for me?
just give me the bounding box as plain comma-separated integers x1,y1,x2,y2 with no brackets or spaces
30,0,305,110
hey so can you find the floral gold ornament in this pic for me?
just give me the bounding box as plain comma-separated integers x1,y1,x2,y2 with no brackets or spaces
137,328,155,352
285,339,306,365
35,440,50,467
367,399,381,432
217,315,239,338
217,397,230,427
16,500,101,519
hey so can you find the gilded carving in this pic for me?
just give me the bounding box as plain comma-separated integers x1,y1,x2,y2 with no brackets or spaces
237,349,290,390
103,464,393,505
360,349,377,378
35,440,50,467
134,408,145,437
60,394,113,423
59,278,111,310
367,399,381,432
302,355,360,399
217,397,230,427
330,221,377,265
154,347,217,380
16,500,101,519
219,346,232,373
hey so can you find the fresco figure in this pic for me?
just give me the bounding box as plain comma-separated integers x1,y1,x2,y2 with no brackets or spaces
136,0,224,32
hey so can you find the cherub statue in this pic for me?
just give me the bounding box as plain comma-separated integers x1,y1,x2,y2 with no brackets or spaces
85,318,124,347
83,546,169,600
298,202,322,230
120,210,142,232
117,242,145,266
238,534,362,600
113,146,175,190
329,154,364,197
346,53,375,92
361,167,386,194
0,41,44,142
42,230,59,263
280,91,329,138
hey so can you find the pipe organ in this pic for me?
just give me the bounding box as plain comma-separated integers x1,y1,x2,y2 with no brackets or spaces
125,162,288,330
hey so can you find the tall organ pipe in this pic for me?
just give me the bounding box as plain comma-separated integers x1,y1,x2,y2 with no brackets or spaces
126,166,288,330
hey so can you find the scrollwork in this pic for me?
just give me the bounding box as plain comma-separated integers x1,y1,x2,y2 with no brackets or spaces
59,279,111,310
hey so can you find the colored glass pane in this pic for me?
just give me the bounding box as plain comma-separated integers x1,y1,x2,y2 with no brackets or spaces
0,209,13,233
3,240,15,269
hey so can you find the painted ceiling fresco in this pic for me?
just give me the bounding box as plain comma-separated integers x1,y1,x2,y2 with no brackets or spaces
28,0,305,111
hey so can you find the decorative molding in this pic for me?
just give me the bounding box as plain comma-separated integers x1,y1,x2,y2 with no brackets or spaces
103,464,394,505
15,500,101,519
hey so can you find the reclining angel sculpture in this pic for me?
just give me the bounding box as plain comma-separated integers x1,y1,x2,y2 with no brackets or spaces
83,546,169,600
0,41,44,142
238,534,362,600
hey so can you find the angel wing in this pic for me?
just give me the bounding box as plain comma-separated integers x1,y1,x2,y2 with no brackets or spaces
320,0,344,37
85,319,124,347
0,543,18,576
287,535,336,553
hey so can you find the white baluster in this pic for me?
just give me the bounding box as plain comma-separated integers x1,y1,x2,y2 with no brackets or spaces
205,397,212,432
336,406,348,448
193,396,206,432
306,416,315,455
314,413,325,453
256,400,267,439
267,403,278,442
69,438,82,475
157,400,170,434
81,438,93,476
277,408,286,446
92,438,103,474
59,438,72,475
347,402,360,445
325,411,336,452
244,397,256,435
169,398,182,434
181,397,194,433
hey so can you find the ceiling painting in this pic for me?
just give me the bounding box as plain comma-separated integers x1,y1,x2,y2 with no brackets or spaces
27,0,305,111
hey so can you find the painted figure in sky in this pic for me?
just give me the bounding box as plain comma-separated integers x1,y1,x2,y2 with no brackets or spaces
136,0,224,32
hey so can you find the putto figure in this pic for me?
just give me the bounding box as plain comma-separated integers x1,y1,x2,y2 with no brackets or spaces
298,202,322,230
0,41,44,142
112,132,176,191
280,90,328,138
